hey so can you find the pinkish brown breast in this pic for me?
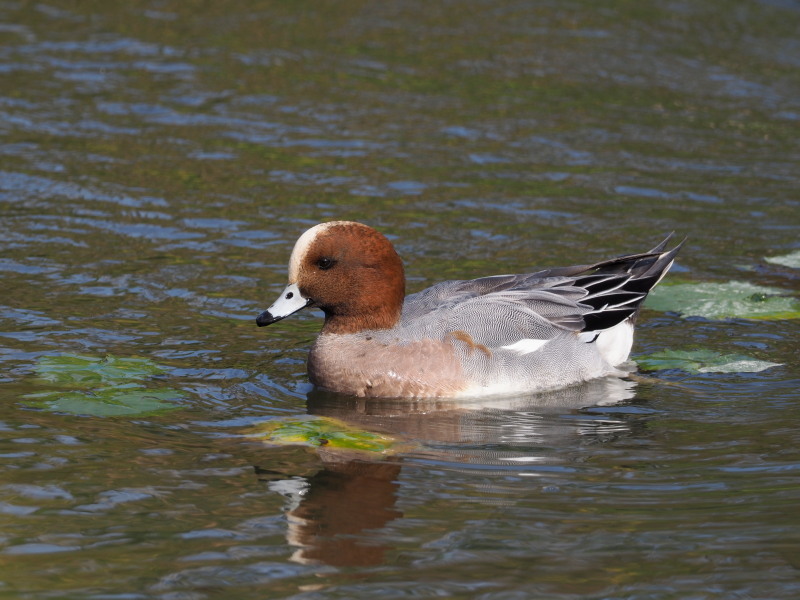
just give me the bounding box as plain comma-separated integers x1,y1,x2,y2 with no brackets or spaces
307,333,469,398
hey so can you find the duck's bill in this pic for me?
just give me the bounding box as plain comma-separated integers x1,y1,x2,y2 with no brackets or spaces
256,283,311,327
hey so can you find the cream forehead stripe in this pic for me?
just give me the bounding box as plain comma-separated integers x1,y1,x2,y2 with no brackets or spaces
287,221,346,282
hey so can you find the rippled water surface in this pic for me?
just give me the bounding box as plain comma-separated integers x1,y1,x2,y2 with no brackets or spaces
2,1,799,598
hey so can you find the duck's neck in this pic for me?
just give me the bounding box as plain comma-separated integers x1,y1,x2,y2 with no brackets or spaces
320,302,402,334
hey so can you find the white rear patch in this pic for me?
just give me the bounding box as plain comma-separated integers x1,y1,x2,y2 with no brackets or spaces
582,320,634,366
502,339,550,355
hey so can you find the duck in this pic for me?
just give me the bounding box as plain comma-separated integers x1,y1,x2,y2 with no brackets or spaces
257,221,682,399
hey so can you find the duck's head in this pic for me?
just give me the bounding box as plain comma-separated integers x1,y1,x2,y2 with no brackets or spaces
256,221,406,334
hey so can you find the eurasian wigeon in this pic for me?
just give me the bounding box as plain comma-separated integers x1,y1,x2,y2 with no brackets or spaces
257,221,682,399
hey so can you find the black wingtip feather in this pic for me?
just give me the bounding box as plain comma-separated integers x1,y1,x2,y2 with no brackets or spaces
648,232,675,254
583,308,638,331
579,234,685,333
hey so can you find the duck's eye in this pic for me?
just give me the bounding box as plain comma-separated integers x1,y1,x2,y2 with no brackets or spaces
316,257,335,270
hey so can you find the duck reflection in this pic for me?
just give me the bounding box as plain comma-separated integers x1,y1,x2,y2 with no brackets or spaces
264,456,402,566
262,376,637,567
306,375,638,451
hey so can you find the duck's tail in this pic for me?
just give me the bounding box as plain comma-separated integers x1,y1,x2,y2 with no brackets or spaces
570,233,685,332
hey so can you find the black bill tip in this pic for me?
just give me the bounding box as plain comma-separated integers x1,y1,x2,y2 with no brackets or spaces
256,310,283,327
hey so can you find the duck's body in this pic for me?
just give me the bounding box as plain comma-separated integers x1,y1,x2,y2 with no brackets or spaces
257,221,682,399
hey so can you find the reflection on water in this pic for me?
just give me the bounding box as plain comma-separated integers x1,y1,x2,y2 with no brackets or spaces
307,375,638,456
265,460,402,567
263,377,638,567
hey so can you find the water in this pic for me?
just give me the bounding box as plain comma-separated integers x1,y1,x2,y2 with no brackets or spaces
1,1,799,598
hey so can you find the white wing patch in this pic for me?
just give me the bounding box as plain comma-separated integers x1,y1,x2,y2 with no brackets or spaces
501,339,550,355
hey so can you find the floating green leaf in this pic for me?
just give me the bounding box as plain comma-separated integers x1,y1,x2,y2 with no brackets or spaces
645,281,800,320
34,354,166,386
765,250,800,269
23,388,181,417
249,416,397,454
24,354,183,417
636,349,782,374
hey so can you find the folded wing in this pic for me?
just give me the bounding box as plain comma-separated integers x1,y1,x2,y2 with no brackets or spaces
400,234,684,347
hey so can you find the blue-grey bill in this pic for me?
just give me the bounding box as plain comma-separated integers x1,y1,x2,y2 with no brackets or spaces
256,282,310,327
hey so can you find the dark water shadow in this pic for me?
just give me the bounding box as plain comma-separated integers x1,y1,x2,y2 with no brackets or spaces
255,376,641,567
